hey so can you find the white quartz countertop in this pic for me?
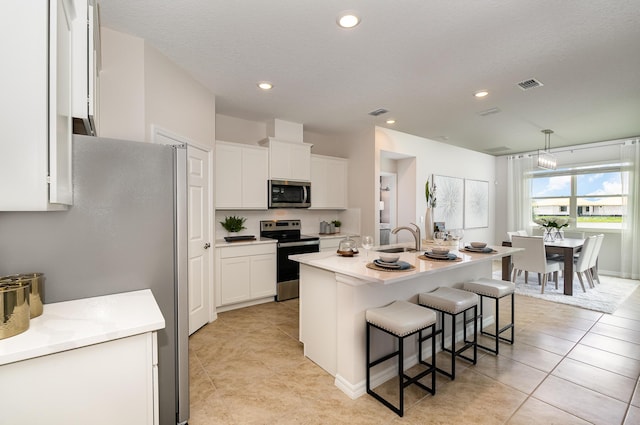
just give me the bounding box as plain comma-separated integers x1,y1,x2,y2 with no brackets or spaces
0,289,165,366
308,233,359,240
215,237,278,248
290,245,521,285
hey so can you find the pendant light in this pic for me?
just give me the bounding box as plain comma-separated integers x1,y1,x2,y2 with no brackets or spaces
537,129,557,170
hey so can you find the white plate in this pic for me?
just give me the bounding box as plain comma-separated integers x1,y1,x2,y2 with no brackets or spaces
464,246,492,252
424,252,458,260
373,259,401,269
425,251,450,258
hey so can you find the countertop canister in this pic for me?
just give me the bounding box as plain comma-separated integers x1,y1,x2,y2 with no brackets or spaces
1,273,44,318
0,279,31,340
19,273,44,318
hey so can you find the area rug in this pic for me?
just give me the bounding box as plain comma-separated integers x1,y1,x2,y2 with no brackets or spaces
492,271,639,314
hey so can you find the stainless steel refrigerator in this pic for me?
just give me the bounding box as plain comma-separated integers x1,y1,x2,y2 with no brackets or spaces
0,135,189,425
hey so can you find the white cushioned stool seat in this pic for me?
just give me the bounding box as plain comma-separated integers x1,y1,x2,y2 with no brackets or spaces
463,278,515,298
366,300,437,416
418,287,479,314
462,278,515,355
366,300,437,337
418,287,478,379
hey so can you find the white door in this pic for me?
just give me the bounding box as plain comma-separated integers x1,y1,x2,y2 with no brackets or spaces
187,145,211,334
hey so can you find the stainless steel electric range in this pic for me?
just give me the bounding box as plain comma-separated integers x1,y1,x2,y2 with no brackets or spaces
260,219,320,301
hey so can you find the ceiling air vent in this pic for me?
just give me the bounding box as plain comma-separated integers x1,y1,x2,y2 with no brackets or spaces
517,78,543,90
477,107,501,117
368,108,388,116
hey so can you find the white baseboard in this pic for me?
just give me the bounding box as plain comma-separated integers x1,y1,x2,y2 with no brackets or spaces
215,296,275,313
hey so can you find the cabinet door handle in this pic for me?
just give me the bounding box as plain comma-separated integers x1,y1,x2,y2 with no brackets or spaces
204,242,211,249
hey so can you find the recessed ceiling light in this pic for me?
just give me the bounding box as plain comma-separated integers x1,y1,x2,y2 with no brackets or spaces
474,90,489,98
337,12,360,28
257,81,273,90
386,119,396,124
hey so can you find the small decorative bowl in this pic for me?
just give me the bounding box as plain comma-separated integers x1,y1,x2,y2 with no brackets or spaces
431,247,450,255
378,253,400,263
470,242,487,248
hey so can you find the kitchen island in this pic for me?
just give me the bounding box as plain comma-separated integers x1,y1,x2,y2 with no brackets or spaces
290,245,521,399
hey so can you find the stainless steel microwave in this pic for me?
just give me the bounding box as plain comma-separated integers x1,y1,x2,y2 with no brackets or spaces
268,180,311,208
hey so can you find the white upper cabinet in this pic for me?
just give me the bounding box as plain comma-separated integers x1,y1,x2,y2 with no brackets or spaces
71,0,98,135
0,0,74,210
310,154,348,210
215,141,268,209
260,138,312,181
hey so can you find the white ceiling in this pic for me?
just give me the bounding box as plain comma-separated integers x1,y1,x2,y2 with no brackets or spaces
99,0,640,155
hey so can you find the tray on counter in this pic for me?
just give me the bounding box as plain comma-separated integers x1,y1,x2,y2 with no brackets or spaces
224,235,257,242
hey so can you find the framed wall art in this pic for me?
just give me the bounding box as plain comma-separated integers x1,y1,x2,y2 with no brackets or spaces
433,175,464,230
464,179,489,228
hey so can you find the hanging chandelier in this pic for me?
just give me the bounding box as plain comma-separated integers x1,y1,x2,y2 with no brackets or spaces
537,129,557,170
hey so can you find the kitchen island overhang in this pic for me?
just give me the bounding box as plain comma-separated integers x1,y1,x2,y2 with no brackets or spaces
290,246,522,399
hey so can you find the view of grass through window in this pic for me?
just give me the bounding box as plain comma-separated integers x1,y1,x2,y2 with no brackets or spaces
530,168,626,229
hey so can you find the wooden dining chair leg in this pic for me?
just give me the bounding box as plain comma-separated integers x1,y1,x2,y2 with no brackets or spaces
576,273,587,292
540,274,548,294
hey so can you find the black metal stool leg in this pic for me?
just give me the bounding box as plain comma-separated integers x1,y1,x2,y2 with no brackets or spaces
477,293,515,355
366,322,437,417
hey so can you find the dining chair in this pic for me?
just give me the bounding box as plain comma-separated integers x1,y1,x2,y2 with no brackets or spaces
573,235,597,292
511,236,564,294
507,230,528,241
506,231,528,277
506,231,519,242
588,234,604,285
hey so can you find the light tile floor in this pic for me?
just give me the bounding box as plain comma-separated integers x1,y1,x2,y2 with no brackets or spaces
189,281,640,425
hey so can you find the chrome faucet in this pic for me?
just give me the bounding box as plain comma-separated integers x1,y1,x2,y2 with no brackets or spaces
391,223,421,251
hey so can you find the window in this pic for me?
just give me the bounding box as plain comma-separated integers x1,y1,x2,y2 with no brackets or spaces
530,165,626,230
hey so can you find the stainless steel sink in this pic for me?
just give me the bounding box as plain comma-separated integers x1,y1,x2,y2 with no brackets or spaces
375,247,416,253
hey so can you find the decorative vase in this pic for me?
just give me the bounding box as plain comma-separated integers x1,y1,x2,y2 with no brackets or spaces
228,231,239,237
543,228,558,242
424,207,434,241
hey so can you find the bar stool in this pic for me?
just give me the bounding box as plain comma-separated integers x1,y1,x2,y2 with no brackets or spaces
418,287,478,379
366,300,437,417
463,278,515,355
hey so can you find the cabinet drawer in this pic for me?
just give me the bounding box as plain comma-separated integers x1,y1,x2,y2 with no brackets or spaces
320,238,342,251
219,243,276,258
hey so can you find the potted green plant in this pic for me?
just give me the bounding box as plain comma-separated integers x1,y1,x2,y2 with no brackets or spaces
331,220,342,233
220,215,247,236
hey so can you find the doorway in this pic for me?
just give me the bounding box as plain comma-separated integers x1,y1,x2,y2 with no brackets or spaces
152,125,214,334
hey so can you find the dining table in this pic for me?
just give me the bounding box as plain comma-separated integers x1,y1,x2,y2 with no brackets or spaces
502,237,584,296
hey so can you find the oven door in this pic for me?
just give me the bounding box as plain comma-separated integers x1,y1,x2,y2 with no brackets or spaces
276,240,319,301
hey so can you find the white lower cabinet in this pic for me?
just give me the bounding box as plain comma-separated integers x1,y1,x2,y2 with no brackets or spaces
319,236,343,252
216,243,277,309
0,332,159,425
